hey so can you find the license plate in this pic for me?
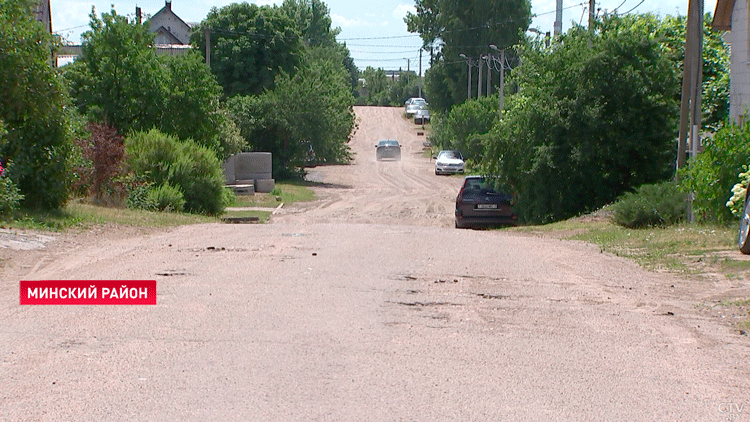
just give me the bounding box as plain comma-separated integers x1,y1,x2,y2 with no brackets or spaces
477,204,497,209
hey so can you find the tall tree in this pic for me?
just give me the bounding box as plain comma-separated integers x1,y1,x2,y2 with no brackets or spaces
70,7,166,133
0,0,71,209
280,0,358,91
405,0,531,111
63,8,241,157
227,48,355,177
485,15,680,223
191,3,303,98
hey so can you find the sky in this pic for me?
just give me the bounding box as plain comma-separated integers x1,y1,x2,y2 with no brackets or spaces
51,0,719,72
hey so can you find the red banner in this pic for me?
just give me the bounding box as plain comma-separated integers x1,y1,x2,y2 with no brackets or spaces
20,280,157,305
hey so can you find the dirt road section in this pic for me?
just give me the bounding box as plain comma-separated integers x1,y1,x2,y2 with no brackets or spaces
273,106,463,226
1,107,749,421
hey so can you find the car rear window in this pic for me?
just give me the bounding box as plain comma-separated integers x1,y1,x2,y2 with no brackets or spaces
463,178,513,200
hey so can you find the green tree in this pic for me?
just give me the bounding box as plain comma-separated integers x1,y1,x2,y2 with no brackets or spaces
191,3,303,97
228,49,355,177
63,8,241,157
485,15,680,223
405,0,531,111
678,123,750,223
0,0,71,209
650,14,729,130
280,0,358,91
429,95,498,162
73,7,167,133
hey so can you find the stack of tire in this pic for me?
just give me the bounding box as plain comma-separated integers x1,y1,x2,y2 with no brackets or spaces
226,152,275,193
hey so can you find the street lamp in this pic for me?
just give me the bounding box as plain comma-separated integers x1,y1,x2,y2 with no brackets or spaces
490,45,505,115
459,53,472,100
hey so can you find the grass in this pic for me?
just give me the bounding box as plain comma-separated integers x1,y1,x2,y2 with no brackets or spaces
1,200,217,231
229,181,315,208
512,218,743,276
1,182,316,231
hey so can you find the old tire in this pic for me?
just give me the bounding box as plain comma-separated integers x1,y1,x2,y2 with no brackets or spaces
739,193,750,254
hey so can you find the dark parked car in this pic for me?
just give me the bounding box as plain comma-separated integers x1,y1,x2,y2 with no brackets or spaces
740,187,750,254
455,176,517,228
375,139,401,161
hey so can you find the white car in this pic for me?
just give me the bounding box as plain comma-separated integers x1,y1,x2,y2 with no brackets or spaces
405,98,428,116
434,150,465,175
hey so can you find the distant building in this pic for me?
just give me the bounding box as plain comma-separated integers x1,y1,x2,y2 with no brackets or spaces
713,0,748,123
148,1,193,45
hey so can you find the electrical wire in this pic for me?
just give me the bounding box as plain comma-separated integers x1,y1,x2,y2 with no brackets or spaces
611,0,629,14
621,0,646,15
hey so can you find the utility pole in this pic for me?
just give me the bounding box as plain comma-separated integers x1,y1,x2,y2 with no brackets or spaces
677,0,704,222
486,56,491,96
589,0,595,29
460,54,472,100
478,56,483,97
418,49,423,98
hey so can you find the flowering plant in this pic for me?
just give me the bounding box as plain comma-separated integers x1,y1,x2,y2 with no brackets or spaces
727,166,750,217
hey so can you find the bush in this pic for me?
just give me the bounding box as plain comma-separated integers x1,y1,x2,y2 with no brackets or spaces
611,181,687,228
146,183,185,212
168,142,226,215
125,129,227,215
0,177,23,216
126,181,156,211
71,122,126,203
679,123,750,222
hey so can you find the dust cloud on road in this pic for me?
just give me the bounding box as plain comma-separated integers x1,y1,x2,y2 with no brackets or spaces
1,107,749,421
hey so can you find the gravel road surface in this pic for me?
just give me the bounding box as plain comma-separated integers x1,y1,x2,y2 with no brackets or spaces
1,106,749,421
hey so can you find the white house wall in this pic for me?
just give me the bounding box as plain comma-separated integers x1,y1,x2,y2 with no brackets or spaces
149,12,190,45
730,0,750,121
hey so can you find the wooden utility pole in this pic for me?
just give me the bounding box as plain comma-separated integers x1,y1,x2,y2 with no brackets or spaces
677,0,704,171
677,0,704,223
589,0,595,29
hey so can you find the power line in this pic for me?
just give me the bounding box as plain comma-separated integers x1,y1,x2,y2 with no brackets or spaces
621,0,646,15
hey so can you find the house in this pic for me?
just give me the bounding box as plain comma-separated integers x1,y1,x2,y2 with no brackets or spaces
713,0,750,122
34,0,52,34
148,1,192,45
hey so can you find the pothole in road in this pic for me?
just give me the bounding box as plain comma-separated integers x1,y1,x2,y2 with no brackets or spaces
476,293,511,300
155,269,191,276
390,301,462,307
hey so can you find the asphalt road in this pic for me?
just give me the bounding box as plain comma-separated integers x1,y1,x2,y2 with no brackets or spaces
2,106,750,421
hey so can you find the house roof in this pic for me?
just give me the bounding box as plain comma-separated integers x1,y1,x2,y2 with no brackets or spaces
152,26,183,45
150,1,190,32
713,0,735,31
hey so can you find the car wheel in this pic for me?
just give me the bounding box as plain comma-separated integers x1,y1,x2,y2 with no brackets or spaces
740,193,750,254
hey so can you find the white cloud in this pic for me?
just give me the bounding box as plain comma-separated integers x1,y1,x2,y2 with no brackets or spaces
332,13,378,28
393,4,415,20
